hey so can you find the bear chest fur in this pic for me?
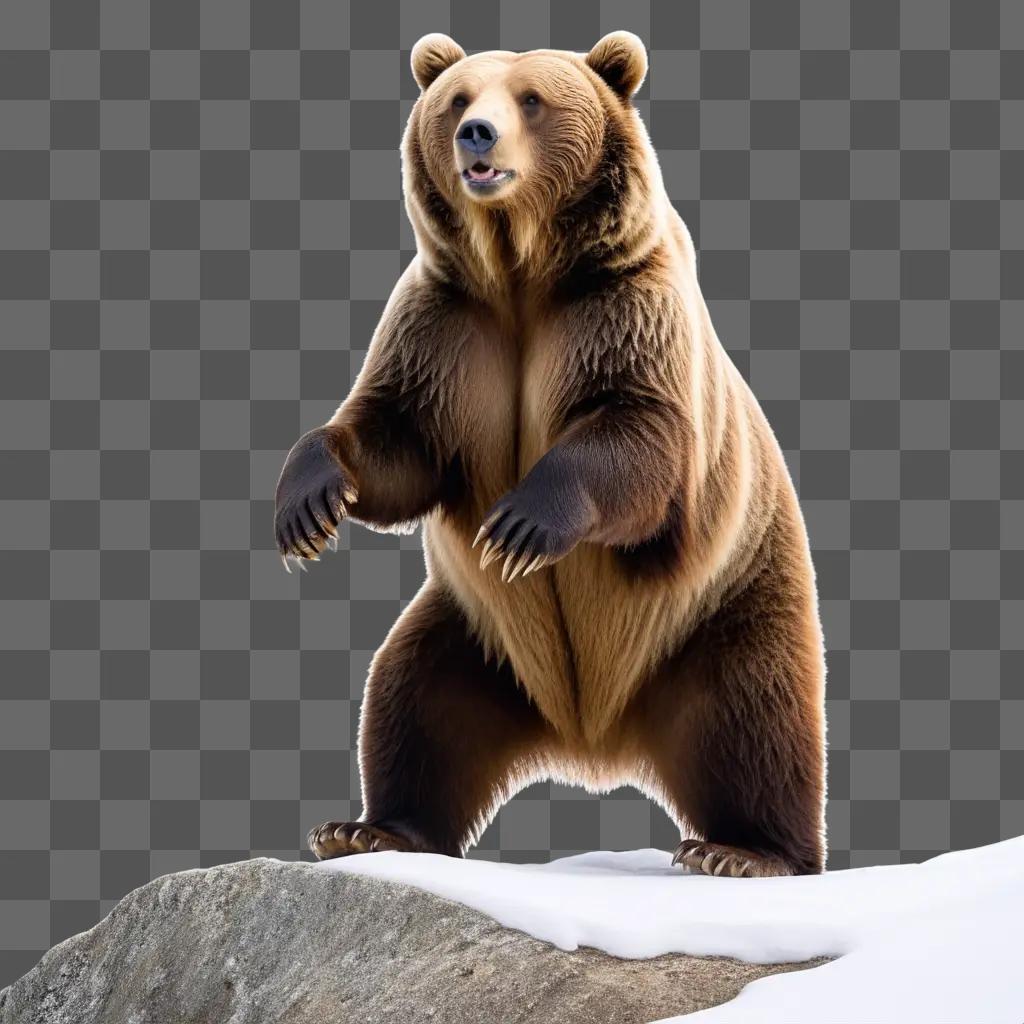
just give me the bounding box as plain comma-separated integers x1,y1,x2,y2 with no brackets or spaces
425,312,687,748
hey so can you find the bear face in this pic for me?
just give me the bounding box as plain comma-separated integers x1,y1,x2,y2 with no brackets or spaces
408,32,647,218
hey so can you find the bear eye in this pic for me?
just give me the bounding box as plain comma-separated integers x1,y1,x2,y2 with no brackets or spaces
522,93,540,107
452,94,468,110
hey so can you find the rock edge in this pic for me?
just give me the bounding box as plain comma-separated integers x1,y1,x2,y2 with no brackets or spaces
0,858,820,1023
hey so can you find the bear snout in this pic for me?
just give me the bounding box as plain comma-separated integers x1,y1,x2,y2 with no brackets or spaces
456,118,499,155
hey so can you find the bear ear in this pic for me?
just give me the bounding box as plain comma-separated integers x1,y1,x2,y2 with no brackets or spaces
586,31,648,99
411,33,467,91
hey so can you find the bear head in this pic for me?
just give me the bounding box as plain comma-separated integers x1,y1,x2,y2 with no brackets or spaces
403,32,653,285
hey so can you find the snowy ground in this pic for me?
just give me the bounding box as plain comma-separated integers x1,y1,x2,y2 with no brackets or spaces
320,836,1023,1023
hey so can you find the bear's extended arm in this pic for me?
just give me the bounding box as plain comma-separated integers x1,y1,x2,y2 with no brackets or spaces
473,274,690,580
475,391,685,579
274,270,462,560
275,392,446,553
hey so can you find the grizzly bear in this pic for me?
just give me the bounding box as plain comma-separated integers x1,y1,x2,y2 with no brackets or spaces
275,32,827,877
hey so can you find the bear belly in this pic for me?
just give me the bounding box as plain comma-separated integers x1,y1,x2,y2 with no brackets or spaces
424,513,580,738
424,514,693,748
422,319,702,746
552,545,695,744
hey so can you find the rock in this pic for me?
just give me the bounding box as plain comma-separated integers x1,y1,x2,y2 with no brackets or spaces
0,858,819,1023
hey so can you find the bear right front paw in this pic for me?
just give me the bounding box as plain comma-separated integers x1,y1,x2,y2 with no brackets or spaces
274,427,358,569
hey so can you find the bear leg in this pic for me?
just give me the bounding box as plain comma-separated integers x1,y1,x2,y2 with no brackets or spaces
630,549,827,877
308,583,552,860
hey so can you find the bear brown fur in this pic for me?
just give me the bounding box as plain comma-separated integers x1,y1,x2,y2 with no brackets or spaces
275,32,827,878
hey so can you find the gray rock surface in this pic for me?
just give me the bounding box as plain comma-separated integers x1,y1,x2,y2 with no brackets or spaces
0,858,820,1023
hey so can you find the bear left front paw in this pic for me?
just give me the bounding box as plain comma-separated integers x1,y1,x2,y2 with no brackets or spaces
473,487,588,581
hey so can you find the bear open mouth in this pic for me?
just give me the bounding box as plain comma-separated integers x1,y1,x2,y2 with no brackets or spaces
462,162,515,188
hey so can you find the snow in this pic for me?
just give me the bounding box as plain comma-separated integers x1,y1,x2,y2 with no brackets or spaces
318,836,1024,1023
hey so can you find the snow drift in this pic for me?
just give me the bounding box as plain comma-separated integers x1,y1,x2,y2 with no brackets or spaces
324,835,1024,1023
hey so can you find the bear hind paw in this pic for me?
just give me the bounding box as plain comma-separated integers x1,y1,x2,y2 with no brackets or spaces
307,821,415,860
672,839,796,878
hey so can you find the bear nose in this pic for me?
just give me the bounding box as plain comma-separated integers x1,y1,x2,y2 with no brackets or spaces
456,118,498,155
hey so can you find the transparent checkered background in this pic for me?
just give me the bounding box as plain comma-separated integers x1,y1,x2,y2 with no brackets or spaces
1,0,1023,989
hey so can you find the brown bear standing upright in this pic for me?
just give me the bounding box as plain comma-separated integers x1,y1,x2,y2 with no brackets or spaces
275,32,827,877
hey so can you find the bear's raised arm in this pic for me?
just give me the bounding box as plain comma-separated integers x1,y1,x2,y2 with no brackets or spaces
274,267,465,561
475,282,689,580
475,390,686,579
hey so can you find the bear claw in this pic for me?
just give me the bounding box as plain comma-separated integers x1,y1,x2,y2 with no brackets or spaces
672,839,794,878
274,427,357,568
473,494,583,581
308,821,414,860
